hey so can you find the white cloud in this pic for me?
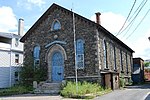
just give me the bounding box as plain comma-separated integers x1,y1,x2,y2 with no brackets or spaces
17,0,45,10
91,12,150,60
0,6,18,33
27,0,45,7
91,12,126,34
128,29,150,60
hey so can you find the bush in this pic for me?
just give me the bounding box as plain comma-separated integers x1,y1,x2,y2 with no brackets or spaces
119,74,125,88
61,81,105,99
19,56,47,87
0,86,30,96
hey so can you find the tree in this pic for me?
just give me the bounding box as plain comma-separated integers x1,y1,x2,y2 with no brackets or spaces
144,62,150,67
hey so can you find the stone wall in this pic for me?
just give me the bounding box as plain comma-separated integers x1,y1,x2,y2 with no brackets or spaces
23,6,133,84
96,30,133,80
23,8,99,82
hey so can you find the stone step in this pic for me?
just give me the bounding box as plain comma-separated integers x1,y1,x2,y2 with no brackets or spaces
40,83,61,90
34,89,60,94
35,82,61,94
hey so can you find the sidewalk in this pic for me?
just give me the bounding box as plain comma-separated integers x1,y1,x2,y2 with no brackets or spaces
0,94,80,100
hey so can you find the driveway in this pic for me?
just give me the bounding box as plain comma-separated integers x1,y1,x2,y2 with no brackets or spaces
94,83,150,100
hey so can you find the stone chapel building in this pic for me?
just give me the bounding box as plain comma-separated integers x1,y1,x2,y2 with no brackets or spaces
20,3,134,90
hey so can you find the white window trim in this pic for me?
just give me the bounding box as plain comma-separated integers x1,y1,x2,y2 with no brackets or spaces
51,19,61,31
76,39,84,69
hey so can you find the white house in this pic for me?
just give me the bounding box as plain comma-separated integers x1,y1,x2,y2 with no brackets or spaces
0,19,24,88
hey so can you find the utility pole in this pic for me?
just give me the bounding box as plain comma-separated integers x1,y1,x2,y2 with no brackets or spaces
72,5,78,94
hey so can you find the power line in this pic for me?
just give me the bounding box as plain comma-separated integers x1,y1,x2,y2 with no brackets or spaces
116,0,137,36
128,0,146,21
118,0,148,36
121,0,146,38
126,8,150,40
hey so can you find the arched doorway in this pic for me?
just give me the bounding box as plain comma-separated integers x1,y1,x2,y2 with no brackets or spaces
52,51,64,82
47,44,67,82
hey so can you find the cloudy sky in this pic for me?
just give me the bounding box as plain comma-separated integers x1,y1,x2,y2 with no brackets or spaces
0,0,150,60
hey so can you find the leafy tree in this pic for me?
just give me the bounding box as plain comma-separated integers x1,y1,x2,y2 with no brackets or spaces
144,62,150,67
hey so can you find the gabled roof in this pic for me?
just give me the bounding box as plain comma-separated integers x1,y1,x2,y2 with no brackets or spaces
20,3,134,53
0,32,21,39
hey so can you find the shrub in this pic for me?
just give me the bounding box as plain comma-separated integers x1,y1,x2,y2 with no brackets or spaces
119,74,125,88
61,81,105,99
0,86,30,96
19,56,47,87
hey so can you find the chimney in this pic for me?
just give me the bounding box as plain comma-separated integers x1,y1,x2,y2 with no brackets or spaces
18,18,24,36
95,12,101,24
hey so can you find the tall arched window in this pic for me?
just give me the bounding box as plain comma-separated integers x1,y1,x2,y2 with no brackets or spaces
120,50,123,71
76,39,84,69
103,39,108,69
113,46,117,70
33,45,40,67
51,20,61,30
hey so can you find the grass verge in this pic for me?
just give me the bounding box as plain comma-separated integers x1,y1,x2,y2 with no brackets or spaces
0,86,32,96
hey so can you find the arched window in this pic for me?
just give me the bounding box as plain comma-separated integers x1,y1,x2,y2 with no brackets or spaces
120,50,123,71
52,20,61,30
103,39,108,69
33,45,40,66
76,39,84,69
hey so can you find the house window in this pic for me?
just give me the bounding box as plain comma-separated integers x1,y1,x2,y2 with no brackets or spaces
76,39,84,69
15,54,19,64
103,40,108,69
15,38,19,47
120,50,123,71
52,20,61,30
14,72,19,82
33,45,40,67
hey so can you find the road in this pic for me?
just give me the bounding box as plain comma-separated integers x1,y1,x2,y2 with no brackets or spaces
0,83,150,100
94,83,150,100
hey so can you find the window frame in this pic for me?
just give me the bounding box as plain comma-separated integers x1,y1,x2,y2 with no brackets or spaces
33,45,40,67
15,54,19,64
14,71,19,82
76,39,84,69
103,39,108,69
120,50,123,72
51,19,61,31
113,46,117,70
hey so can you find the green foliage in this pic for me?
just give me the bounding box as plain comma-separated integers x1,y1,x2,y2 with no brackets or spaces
0,86,30,96
61,81,108,99
144,62,150,67
19,56,47,87
119,75,125,88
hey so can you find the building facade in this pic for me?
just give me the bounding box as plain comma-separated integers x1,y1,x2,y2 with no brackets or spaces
21,3,134,90
0,32,24,88
132,58,144,84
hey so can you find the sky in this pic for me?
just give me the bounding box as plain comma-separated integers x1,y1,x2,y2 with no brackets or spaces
0,0,150,60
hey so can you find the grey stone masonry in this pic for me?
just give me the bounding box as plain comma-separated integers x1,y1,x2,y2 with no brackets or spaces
21,3,134,85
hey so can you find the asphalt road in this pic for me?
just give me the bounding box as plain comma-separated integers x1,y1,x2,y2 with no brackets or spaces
0,83,150,100
94,83,150,100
